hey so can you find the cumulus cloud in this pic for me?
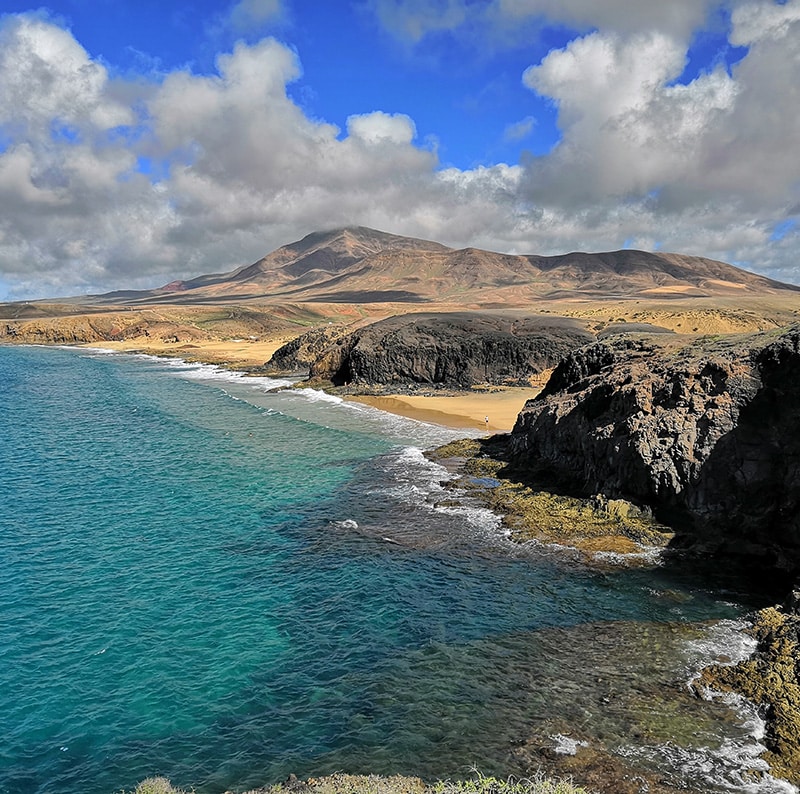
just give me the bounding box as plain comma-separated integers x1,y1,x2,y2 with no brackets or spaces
520,30,736,201
0,13,163,295
0,14,133,134
346,111,417,145
0,2,799,299
0,16,441,297
518,1,800,223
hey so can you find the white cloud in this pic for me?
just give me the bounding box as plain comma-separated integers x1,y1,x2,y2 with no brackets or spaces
503,116,536,141
367,0,718,44
521,31,738,201
0,4,799,300
346,111,417,145
367,0,469,42
496,0,717,39
517,1,800,223
0,14,132,134
730,0,800,44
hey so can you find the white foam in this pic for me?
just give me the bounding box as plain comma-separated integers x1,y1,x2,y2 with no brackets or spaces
684,619,758,685
293,387,346,404
434,502,504,532
550,734,588,756
591,545,666,566
374,446,506,538
653,619,800,793
87,349,464,444
619,739,798,793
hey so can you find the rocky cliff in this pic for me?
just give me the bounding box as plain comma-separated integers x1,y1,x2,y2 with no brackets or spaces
270,312,595,388
508,326,800,569
262,324,353,374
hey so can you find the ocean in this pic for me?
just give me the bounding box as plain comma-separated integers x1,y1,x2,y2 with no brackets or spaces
0,345,794,794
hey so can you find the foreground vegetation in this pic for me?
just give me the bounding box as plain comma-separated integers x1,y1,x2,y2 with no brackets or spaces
127,772,591,794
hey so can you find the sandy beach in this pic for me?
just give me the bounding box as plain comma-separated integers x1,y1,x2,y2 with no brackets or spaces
349,390,539,432
81,335,294,369
81,336,539,432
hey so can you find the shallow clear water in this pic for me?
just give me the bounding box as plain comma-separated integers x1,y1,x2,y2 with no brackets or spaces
0,346,791,794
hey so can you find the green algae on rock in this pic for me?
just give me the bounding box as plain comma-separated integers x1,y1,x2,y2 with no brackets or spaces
428,437,674,562
695,606,800,784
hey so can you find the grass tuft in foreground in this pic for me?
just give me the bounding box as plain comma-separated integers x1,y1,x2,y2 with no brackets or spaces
430,771,590,794
129,779,190,794
126,771,590,794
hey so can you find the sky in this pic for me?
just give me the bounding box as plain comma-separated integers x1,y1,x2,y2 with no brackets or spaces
0,0,798,300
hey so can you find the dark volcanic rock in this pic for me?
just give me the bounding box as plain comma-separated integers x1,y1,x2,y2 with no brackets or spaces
508,326,800,569
263,324,352,374
305,312,594,388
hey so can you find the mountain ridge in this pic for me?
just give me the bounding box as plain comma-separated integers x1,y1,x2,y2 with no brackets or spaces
87,226,798,305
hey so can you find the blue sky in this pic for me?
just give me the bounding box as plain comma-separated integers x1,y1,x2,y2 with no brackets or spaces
0,0,798,298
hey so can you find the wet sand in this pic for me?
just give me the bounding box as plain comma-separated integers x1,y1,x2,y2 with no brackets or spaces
348,388,541,432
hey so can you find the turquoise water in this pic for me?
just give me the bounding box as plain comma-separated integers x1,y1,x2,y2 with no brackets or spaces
0,346,791,793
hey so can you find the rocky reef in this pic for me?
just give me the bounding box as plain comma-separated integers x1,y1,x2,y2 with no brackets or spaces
428,437,674,561
266,312,594,388
507,326,800,573
696,602,800,784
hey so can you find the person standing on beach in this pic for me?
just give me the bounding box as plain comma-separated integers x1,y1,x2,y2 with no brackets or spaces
484,416,489,429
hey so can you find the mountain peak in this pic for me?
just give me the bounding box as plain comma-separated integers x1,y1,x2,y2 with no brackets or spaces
292,226,449,252
117,228,800,306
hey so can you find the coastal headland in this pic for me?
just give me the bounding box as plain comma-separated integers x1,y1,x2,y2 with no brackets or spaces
5,227,800,791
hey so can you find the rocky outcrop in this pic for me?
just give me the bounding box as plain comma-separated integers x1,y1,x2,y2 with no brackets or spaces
263,324,352,374
297,312,594,387
696,604,800,784
508,326,800,568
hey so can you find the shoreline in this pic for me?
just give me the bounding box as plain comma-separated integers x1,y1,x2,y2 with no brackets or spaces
76,338,540,433
8,338,795,793
347,389,539,432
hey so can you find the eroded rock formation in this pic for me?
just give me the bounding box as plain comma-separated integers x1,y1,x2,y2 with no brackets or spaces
262,324,353,374
270,312,594,388
508,326,800,569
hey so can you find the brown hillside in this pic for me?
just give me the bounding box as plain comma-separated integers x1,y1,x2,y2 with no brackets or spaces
84,226,797,306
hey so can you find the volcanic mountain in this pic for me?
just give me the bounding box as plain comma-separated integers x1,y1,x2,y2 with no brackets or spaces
91,226,798,305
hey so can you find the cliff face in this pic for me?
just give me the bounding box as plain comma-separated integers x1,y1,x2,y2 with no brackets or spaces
263,324,353,374
509,327,800,568
295,313,594,387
